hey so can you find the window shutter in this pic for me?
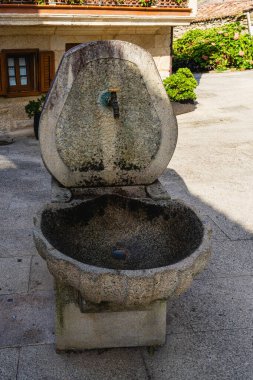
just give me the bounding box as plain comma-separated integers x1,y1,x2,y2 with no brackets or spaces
0,52,7,95
39,51,55,93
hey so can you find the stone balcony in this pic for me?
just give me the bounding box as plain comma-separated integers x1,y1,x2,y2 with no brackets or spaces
1,0,188,7
0,0,197,27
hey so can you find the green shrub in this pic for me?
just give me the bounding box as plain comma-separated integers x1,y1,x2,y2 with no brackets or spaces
173,22,253,72
138,0,156,6
25,95,46,118
163,68,197,102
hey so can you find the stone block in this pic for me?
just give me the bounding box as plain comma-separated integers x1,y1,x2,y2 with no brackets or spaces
119,34,156,49
50,34,100,51
0,35,50,50
0,96,37,133
155,33,171,49
155,55,171,71
55,282,166,350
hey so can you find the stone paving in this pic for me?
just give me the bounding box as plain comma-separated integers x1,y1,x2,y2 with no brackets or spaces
0,70,253,379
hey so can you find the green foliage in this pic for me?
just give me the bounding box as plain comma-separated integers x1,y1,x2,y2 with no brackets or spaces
173,22,253,72
138,0,156,6
163,68,197,102
35,0,85,3
138,0,183,5
25,95,46,118
65,0,85,4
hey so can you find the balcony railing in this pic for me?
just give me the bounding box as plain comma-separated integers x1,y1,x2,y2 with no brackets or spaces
0,0,188,8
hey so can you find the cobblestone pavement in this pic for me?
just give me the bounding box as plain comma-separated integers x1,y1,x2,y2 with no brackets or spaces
0,70,253,379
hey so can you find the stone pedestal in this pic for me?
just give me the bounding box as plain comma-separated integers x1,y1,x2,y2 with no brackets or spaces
55,281,166,351
33,41,211,353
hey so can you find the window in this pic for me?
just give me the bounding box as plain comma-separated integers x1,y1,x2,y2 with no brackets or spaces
7,53,36,93
0,50,55,97
65,43,81,52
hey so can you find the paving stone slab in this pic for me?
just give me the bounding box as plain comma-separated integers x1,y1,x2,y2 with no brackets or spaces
29,255,54,292
0,181,49,196
195,329,253,380
9,190,50,204
166,294,194,335
0,144,10,153
0,291,54,348
18,344,147,380
0,256,31,295
209,214,253,241
0,209,34,230
161,171,239,243
185,277,253,332
208,240,253,277
0,229,37,258
143,332,220,380
160,171,214,216
144,328,253,380
0,158,16,171
0,347,19,380
9,200,44,211
0,168,47,183
203,216,229,241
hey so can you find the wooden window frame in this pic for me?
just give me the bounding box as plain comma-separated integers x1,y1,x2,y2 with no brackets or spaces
2,49,40,98
1,49,41,98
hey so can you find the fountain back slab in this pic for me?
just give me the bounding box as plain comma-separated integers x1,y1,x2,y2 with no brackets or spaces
39,40,178,188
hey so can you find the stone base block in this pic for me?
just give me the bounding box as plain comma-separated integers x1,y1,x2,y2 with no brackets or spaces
55,284,166,351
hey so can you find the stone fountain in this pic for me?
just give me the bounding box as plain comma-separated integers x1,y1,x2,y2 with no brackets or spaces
33,41,211,351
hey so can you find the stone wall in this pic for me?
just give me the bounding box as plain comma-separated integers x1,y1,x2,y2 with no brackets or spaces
0,97,34,134
174,13,250,39
0,26,172,134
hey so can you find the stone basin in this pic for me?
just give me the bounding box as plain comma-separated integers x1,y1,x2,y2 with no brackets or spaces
33,194,211,307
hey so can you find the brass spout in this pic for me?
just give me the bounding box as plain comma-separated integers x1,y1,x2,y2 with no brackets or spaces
108,91,119,119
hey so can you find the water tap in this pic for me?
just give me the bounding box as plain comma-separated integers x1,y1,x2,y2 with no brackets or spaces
108,88,119,119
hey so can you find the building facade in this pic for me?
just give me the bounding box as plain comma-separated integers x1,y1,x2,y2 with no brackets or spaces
0,0,197,133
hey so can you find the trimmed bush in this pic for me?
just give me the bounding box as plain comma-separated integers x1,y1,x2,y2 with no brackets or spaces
173,22,253,72
25,95,46,118
163,68,197,102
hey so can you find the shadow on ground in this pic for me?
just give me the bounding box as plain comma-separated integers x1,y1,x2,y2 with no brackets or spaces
0,138,252,380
